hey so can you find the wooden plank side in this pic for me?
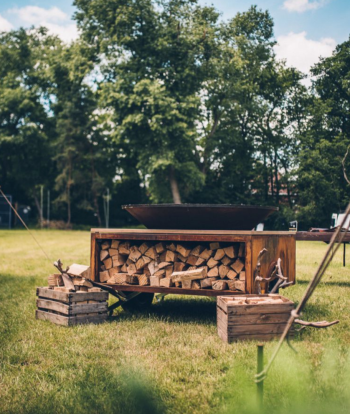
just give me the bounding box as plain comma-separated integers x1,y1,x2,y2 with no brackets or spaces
251,234,296,293
91,229,293,236
245,238,252,294
70,303,108,315
37,287,70,303
69,291,109,302
36,309,69,326
37,299,70,315
225,333,290,343
90,232,98,282
217,312,291,326
36,310,108,326
106,284,242,297
218,321,293,335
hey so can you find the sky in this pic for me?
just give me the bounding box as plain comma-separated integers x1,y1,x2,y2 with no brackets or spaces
0,0,349,75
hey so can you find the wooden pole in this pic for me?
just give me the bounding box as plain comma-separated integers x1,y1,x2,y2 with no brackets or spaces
257,344,264,409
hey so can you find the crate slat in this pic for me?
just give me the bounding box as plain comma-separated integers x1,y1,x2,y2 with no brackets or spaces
36,310,108,326
217,294,294,343
37,299,108,316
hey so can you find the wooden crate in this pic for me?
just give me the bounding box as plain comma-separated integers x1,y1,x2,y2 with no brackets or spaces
217,294,294,342
36,287,109,326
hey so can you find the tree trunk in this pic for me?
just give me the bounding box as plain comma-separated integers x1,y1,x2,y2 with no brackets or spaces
34,194,43,224
67,158,72,226
169,166,181,204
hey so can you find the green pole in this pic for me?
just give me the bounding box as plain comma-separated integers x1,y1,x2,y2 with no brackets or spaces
257,344,264,409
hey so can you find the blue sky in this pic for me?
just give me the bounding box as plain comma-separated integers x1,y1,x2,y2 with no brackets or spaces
0,0,349,74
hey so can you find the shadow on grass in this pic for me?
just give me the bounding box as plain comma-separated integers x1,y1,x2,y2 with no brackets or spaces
112,296,217,325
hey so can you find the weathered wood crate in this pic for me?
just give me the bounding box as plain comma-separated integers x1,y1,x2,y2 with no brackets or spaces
217,294,294,342
36,287,109,326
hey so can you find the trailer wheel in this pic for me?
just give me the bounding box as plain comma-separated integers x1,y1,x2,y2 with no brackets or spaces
121,293,154,311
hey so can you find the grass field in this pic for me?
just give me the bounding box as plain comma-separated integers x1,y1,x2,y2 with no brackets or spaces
0,230,350,413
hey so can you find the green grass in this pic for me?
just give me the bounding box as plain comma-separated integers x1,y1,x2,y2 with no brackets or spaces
0,230,350,413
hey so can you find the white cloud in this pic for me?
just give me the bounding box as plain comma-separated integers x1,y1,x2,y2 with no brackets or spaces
9,6,78,42
0,14,13,32
283,0,326,13
274,31,336,74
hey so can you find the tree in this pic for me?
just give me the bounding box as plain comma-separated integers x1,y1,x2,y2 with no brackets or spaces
74,0,222,203
0,28,55,220
297,38,350,228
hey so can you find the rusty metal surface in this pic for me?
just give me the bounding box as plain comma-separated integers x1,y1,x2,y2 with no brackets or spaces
122,204,278,230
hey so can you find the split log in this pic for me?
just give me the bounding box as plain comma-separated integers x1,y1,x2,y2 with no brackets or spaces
150,276,161,287
226,280,236,291
239,271,246,281
67,264,91,279
207,258,219,268
112,273,138,285
158,262,171,270
100,265,106,271
111,240,120,249
148,261,158,275
223,246,235,259
200,278,217,289
121,263,128,273
227,269,238,280
192,280,201,290
208,266,219,277
190,245,204,257
137,274,149,286
199,249,213,260
171,267,207,282
195,257,206,266
48,274,63,287
186,255,198,266
210,242,220,250
182,280,192,289
109,248,119,257
160,250,176,263
212,280,227,290
219,264,230,279
112,254,127,267
135,257,146,270
176,244,191,258
155,242,165,254
221,256,232,266
238,243,245,257
144,267,151,276
99,271,110,283
235,280,245,291
126,257,133,265
119,242,130,255
142,256,151,266
101,241,110,250
177,253,188,262
127,263,138,274
165,265,174,277
108,267,121,277
100,250,109,262
166,243,177,252
160,278,173,287
103,258,113,270
174,262,186,272
129,246,142,262
231,258,244,274
144,247,156,260
154,269,165,277
214,249,225,261
139,242,150,254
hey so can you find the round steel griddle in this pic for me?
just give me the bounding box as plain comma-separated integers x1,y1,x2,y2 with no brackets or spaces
122,204,278,230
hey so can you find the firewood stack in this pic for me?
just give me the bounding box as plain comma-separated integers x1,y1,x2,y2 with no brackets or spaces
98,240,246,291
47,264,101,293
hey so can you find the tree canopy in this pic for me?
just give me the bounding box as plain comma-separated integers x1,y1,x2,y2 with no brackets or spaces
0,0,349,229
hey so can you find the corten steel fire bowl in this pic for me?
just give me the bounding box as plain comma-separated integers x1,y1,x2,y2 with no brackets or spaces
122,204,278,230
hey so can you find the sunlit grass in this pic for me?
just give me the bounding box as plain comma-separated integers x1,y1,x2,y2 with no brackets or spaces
0,231,349,413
